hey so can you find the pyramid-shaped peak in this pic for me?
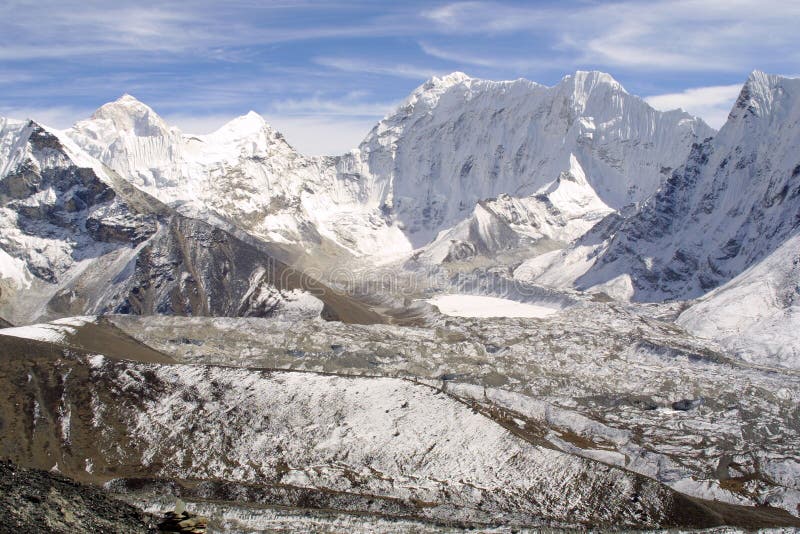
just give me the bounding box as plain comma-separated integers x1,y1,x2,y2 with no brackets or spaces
400,72,474,110
745,70,774,87
117,93,144,103
729,70,799,121
90,94,169,137
563,71,626,92
741,70,800,95
96,94,156,115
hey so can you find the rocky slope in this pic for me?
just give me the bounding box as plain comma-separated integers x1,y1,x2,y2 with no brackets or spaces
0,460,157,533
108,304,800,516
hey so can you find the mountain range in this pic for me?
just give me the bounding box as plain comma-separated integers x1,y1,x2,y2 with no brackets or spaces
1,69,799,529
2,69,798,366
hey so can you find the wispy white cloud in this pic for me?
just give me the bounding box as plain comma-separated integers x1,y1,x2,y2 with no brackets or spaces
419,42,558,72
0,105,94,129
0,72,39,84
422,2,550,33
265,95,396,118
645,83,742,128
421,1,800,72
0,1,423,61
314,57,443,80
4,0,798,153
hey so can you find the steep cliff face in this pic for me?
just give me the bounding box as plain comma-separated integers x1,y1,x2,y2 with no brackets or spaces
0,119,158,322
354,71,712,247
581,71,800,301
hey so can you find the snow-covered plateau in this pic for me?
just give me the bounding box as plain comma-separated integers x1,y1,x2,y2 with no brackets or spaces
1,69,799,531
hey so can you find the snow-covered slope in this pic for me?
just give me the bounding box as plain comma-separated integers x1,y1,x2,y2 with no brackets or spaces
677,232,800,369
579,71,800,301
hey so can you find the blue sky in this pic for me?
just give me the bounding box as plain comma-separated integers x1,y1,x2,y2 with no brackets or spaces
1,0,798,154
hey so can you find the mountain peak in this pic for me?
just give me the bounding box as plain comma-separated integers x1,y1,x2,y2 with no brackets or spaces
417,71,472,96
98,94,152,113
399,71,473,111
90,94,170,137
117,93,143,103
431,71,472,87
745,69,772,87
210,111,270,140
730,70,799,122
562,70,626,93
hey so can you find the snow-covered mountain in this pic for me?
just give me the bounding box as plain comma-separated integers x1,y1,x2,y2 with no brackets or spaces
6,69,797,347
66,71,712,263
512,70,800,367
68,96,410,261
0,118,377,324
3,70,797,339
3,69,800,529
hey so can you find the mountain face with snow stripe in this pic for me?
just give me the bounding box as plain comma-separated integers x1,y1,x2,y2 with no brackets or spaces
413,155,614,266
578,71,800,301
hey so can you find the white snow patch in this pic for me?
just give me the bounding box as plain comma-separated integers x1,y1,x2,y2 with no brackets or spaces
426,294,559,318
0,247,32,289
0,323,75,344
591,274,635,301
